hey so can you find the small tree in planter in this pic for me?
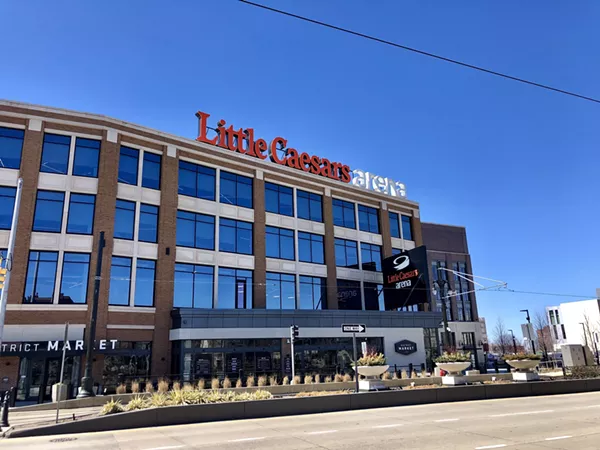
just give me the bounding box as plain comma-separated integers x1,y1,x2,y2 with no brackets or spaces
503,353,541,381
354,352,389,391
434,352,471,386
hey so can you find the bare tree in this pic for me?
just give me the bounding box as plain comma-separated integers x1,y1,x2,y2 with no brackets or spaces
581,313,599,363
533,310,551,358
492,318,511,355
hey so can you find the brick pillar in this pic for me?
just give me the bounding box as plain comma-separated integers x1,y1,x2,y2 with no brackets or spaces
411,214,423,247
0,356,20,391
322,192,337,309
151,146,178,376
253,172,266,308
8,119,43,304
379,202,392,259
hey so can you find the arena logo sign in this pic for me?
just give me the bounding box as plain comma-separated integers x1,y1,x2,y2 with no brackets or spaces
350,170,406,198
196,111,352,183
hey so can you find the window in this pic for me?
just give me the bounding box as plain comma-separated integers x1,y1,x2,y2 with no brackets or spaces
142,152,161,189
297,190,322,222
174,264,214,308
114,200,136,240
40,133,70,175
364,282,384,311
67,194,95,235
178,161,216,201
266,226,294,260
392,247,403,255
176,211,215,250
337,279,362,310
561,324,567,339
389,212,401,238
73,138,101,178
334,238,358,268
0,187,16,230
555,310,561,324
266,272,296,309
299,276,325,310
219,218,252,255
134,259,156,307
358,205,379,234
462,332,475,349
360,243,382,272
118,146,139,185
24,251,59,304
402,215,413,241
549,310,555,325
0,126,24,169
139,203,158,243
218,268,252,309
220,171,252,208
109,256,132,305
332,199,356,229
33,190,65,232
59,253,90,304
298,232,324,264
265,182,293,216
454,262,473,321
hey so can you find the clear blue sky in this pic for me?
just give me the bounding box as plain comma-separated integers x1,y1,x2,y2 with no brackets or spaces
2,0,599,340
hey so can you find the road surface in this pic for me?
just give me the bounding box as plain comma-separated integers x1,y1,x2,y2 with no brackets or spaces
3,391,600,449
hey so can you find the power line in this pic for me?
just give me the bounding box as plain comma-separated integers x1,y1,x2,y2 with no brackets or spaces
239,0,600,105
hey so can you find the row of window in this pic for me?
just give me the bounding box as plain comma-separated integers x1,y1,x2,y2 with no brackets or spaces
32,190,96,234
432,260,474,322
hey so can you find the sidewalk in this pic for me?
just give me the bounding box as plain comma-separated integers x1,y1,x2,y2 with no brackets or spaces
3,405,100,434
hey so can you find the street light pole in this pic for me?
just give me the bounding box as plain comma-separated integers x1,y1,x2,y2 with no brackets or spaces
520,309,536,354
508,329,517,354
580,322,589,366
433,271,452,350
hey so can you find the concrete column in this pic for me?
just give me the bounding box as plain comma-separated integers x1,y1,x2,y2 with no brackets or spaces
253,173,266,308
7,119,43,304
322,191,338,309
379,202,392,259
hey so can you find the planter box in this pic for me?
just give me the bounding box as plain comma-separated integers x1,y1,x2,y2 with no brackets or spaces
357,365,389,391
442,375,468,386
513,372,539,382
436,362,471,375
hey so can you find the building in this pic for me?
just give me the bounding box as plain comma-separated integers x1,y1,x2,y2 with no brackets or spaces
546,297,600,355
479,317,489,346
421,223,484,369
0,100,481,403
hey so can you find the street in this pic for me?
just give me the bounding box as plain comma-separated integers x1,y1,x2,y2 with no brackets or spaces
3,391,600,449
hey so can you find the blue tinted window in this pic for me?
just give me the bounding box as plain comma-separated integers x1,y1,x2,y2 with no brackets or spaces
332,199,356,229
334,238,358,268
33,190,65,232
178,161,216,201
24,251,58,304
358,205,379,234
218,267,252,309
265,182,293,216
392,247,403,255
364,282,384,311
220,171,253,208
40,134,70,175
109,256,132,305
360,243,382,272
176,210,215,250
73,138,100,177
298,232,324,264
337,279,362,310
67,193,95,235
297,190,322,222
0,127,24,170
389,212,401,238
142,152,161,190
139,203,158,243
0,187,16,230
299,276,326,310
401,215,413,241
266,226,294,260
118,146,139,185
135,259,156,307
174,263,214,308
114,200,135,240
59,253,90,304
219,218,253,255
266,272,296,309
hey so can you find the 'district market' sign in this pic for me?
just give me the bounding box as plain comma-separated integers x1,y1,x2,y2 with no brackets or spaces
0,339,119,355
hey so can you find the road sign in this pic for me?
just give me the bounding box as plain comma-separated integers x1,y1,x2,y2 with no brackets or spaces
342,324,366,333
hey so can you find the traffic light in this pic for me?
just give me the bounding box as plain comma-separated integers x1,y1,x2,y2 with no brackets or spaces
0,268,6,290
290,325,299,342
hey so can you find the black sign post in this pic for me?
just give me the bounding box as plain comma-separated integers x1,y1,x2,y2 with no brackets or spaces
342,324,366,393
382,246,431,310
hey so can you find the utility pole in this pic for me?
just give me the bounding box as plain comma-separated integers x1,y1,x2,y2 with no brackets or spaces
520,309,536,354
508,329,517,354
77,231,105,398
0,178,23,348
290,325,298,383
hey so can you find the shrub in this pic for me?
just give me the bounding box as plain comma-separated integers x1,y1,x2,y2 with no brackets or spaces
252,390,273,400
342,373,353,382
169,390,189,405
381,371,392,380
131,381,140,393
257,375,267,387
334,374,343,383
236,378,243,388
296,390,351,397
411,370,418,379
211,378,220,390
293,375,301,385
304,375,313,384
392,371,399,380
401,369,408,379
222,377,232,389
235,392,253,402
126,395,147,411
116,384,127,394
434,352,471,363
503,353,542,361
324,376,332,383
355,352,387,366
197,379,205,390
183,383,194,392
282,376,290,385
100,399,124,415
172,381,181,391
149,393,169,407
568,366,600,379
247,375,255,387
157,379,169,393
145,381,154,393
269,375,278,386
314,374,321,384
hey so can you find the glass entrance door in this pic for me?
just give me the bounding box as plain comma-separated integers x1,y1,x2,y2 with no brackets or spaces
17,356,81,403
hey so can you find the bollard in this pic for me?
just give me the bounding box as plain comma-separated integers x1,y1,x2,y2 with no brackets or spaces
1,390,10,428
9,387,15,408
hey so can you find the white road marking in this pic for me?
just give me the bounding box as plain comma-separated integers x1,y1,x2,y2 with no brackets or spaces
475,445,507,450
545,436,572,441
145,447,185,450
307,430,338,435
228,437,265,443
435,418,459,422
489,409,554,418
372,424,403,428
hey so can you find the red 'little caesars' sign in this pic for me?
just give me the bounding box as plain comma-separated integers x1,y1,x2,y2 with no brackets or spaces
196,111,352,183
